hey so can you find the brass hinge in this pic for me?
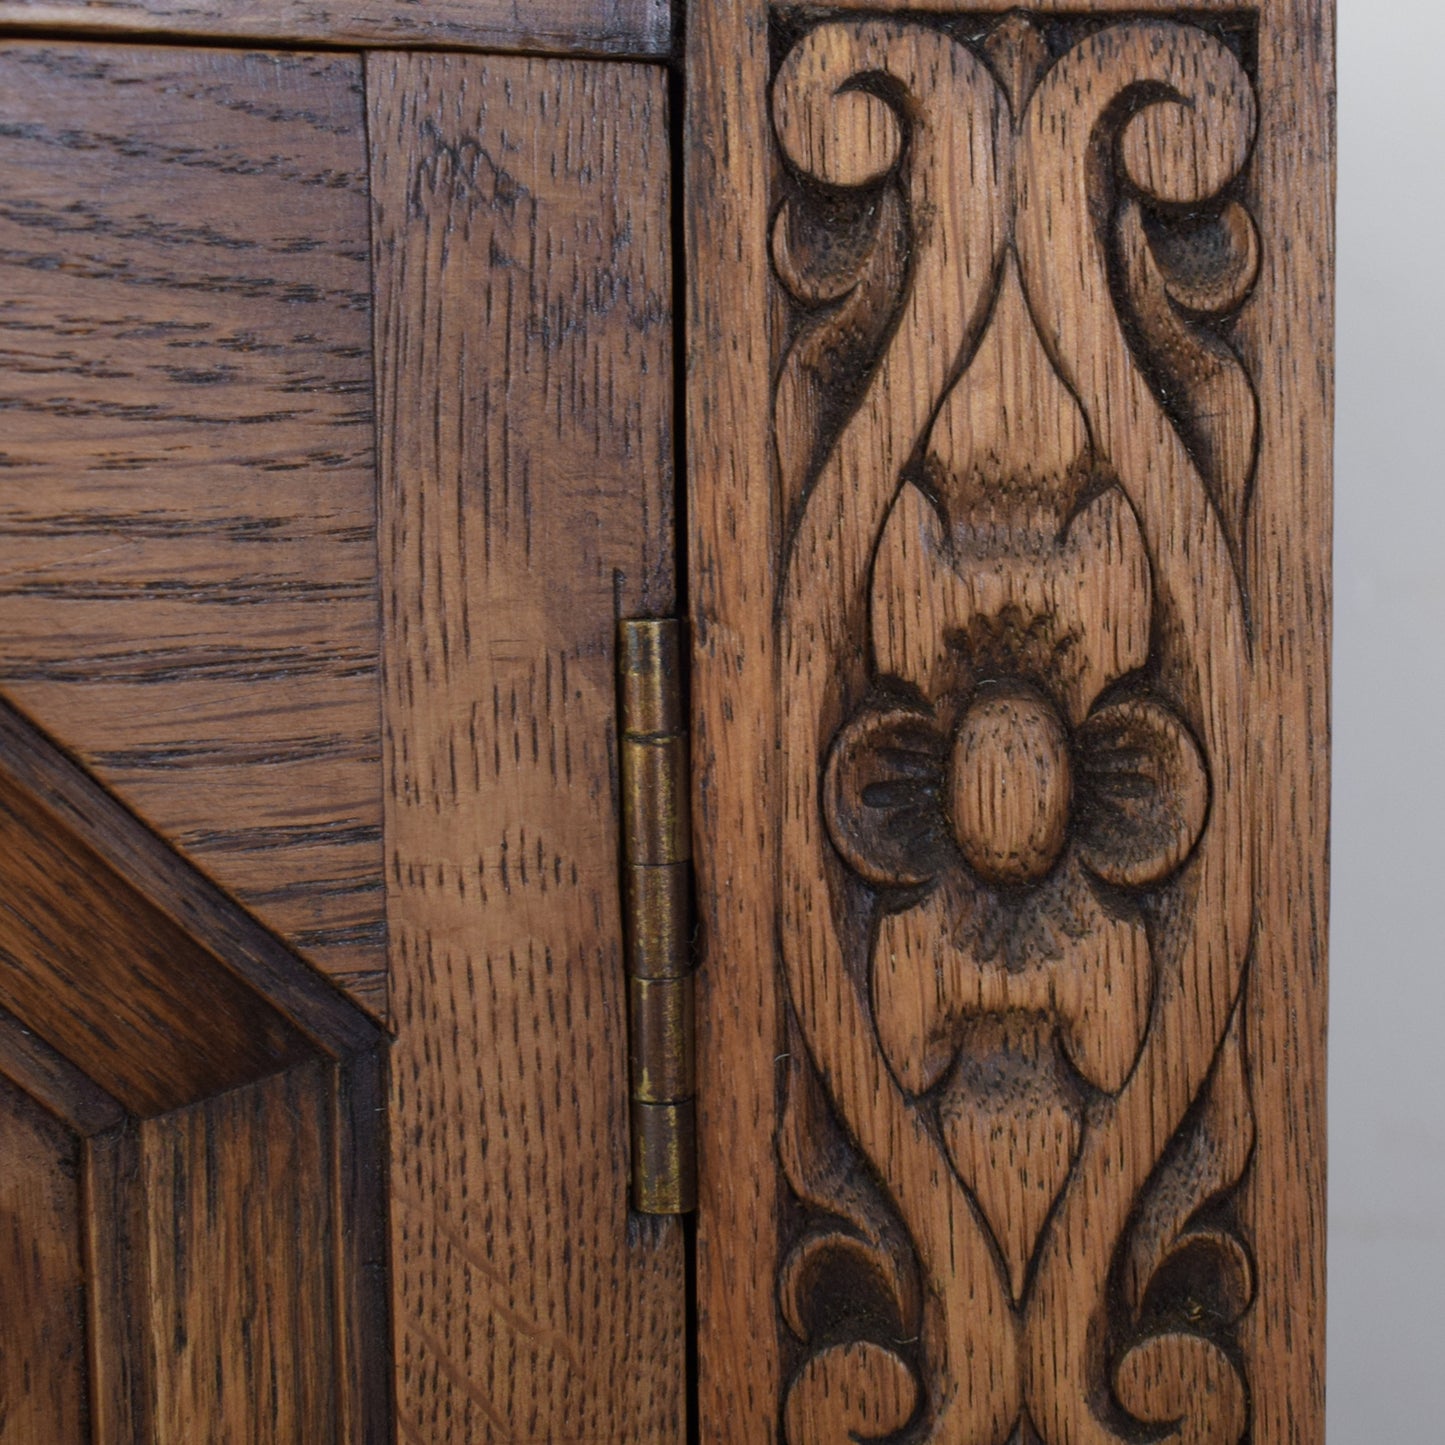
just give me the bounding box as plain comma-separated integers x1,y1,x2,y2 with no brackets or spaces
618,618,696,1214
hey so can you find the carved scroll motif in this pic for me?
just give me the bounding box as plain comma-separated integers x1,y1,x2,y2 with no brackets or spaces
772,16,1259,1445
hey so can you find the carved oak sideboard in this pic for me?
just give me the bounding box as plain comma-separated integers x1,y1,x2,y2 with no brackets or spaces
0,0,1331,1439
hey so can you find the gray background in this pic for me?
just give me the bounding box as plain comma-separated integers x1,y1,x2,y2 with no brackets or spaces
1330,0,1445,1434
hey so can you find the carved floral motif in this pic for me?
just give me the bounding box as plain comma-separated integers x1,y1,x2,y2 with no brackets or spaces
771,13,1260,1445
824,473,1210,1289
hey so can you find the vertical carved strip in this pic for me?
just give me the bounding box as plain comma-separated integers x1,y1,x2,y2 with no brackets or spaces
776,21,1016,1442
771,14,1265,1445
689,0,1327,1438
1013,25,1258,1445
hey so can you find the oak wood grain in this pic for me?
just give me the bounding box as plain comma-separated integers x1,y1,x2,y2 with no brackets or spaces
1238,2,1334,1434
687,5,1332,1443
0,1012,148,1440
0,43,385,1014
0,700,382,1064
369,49,684,1443
0,756,316,1116
0,0,671,58
0,708,390,1440
0,1072,90,1444
85,1123,152,1445
0,1007,125,1140
0,1034,388,1445
141,1062,338,1445
684,2,783,1439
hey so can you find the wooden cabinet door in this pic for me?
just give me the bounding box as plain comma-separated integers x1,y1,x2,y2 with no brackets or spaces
0,2,1332,1441
0,32,684,1444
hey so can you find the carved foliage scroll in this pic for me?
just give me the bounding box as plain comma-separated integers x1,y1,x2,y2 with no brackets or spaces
772,14,1259,1445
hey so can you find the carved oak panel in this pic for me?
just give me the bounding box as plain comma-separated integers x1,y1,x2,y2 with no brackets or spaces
687,4,1330,1443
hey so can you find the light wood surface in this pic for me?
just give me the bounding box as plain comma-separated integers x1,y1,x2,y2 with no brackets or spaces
0,0,671,57
685,2,783,1438
369,49,684,1443
687,5,1331,1442
0,43,385,1014
1238,2,1335,1433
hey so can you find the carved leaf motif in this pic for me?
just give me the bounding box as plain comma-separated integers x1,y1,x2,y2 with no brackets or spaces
1075,700,1210,889
1120,993,1256,1325
1114,196,1261,570
778,1039,921,1347
824,705,950,891
779,1038,924,1443
773,185,909,529
1113,1334,1247,1445
1106,997,1255,1442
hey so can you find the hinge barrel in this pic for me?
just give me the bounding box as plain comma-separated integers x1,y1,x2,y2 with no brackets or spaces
618,618,696,1214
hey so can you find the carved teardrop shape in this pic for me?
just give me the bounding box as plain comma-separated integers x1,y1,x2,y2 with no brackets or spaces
949,688,1072,884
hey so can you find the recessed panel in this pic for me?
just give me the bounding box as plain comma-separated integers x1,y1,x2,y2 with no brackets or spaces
0,1073,89,1444
0,44,384,1014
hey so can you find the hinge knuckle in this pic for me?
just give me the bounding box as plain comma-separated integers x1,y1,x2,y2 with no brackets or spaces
619,618,696,1215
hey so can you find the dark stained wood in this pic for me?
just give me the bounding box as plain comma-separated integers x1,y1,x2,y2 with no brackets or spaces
0,1012,149,1439
0,708,391,1439
0,1011,151,1439
0,757,316,1116
0,43,385,1015
85,1123,153,1445
141,1062,340,1444
687,4,1332,1443
0,700,381,1065
0,700,382,1064
329,1047,392,1445
368,49,685,1442
0,0,671,58
0,1056,383,1445
0,1007,125,1139
0,1072,90,1444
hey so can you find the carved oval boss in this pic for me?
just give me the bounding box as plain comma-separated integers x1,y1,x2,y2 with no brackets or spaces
773,16,1259,1445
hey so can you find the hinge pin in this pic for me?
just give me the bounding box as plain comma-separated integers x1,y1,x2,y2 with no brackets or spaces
619,618,696,1214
